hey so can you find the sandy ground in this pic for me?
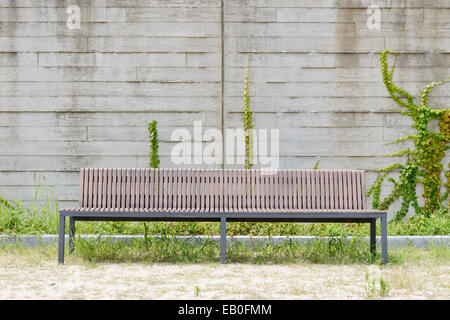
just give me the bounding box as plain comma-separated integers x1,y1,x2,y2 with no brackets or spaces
0,250,448,300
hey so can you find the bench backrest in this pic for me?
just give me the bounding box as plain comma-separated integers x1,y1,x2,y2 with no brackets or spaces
79,168,367,211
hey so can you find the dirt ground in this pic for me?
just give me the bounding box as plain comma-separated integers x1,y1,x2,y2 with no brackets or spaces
0,249,448,300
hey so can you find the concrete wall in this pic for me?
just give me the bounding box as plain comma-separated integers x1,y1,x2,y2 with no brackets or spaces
0,0,449,219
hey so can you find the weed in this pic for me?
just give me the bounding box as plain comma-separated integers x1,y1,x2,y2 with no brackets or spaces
365,266,391,298
148,120,160,169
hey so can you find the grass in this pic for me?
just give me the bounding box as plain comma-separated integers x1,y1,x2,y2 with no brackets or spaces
1,239,449,267
0,188,448,237
0,186,59,235
53,234,447,266
365,265,391,298
0,198,448,237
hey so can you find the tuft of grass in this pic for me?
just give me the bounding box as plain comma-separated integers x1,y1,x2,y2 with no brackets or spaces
0,186,59,235
365,266,391,298
313,158,321,170
0,195,14,209
74,236,219,264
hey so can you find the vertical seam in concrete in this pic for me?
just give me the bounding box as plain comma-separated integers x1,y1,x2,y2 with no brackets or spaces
221,0,225,169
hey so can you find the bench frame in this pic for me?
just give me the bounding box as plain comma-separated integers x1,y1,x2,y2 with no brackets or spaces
58,210,388,265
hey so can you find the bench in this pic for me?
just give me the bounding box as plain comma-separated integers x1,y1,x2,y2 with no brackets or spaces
58,168,388,264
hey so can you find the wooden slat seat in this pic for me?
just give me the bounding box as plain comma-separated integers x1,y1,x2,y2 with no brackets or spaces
64,207,383,214
61,168,375,214
58,168,388,265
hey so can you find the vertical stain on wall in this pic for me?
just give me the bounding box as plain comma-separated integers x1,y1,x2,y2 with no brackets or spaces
221,0,225,168
333,4,361,145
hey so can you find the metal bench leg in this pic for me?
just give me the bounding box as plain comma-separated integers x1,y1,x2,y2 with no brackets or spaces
381,216,388,265
69,217,75,254
220,217,227,264
58,214,65,264
370,218,376,257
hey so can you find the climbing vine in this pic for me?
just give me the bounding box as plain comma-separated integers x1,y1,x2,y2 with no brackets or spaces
242,55,254,169
367,49,450,220
148,120,160,169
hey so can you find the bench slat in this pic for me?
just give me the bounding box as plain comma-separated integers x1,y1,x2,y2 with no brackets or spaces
352,171,357,210
361,170,366,209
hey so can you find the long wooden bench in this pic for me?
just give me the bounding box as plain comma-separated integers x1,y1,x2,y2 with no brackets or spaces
58,168,388,264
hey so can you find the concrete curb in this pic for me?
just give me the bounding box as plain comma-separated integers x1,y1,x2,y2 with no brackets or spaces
1,234,448,249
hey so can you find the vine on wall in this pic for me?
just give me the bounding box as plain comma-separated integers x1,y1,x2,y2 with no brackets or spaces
148,120,160,169
367,49,450,220
242,55,254,169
